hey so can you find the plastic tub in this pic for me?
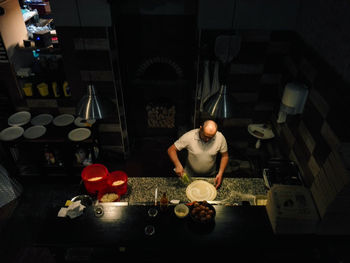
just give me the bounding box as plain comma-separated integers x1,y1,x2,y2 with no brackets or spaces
81,164,108,194
108,170,128,196
174,204,189,218
97,187,120,202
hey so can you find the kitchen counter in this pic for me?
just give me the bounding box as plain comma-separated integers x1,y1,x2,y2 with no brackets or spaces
119,177,267,205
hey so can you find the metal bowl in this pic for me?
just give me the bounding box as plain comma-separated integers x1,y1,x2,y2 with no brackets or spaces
71,195,93,206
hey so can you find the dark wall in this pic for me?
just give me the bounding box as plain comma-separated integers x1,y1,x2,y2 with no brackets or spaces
296,0,350,83
271,33,350,234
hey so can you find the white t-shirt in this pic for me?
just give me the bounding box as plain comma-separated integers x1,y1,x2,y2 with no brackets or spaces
174,129,228,175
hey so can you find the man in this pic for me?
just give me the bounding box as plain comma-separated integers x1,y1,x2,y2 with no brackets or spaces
167,120,229,189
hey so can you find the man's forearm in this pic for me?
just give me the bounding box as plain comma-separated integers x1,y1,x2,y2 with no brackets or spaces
167,144,182,168
218,152,229,175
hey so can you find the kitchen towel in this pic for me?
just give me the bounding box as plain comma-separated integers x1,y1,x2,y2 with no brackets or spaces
200,60,211,112
211,61,220,97
57,200,86,219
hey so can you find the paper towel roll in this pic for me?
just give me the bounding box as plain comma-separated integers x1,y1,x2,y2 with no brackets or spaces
281,83,308,113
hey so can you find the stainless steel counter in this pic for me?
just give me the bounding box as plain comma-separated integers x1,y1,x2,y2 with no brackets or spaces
119,177,267,205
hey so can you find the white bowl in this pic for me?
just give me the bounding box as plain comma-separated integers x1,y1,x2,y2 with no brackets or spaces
174,204,189,218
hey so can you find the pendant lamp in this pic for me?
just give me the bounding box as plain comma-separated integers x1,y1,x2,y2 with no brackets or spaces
203,84,236,119
76,84,113,120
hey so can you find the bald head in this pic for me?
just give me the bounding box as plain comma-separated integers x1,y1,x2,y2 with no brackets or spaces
203,120,218,135
199,120,218,142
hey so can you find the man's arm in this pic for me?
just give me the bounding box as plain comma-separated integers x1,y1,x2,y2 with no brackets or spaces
167,144,184,176
214,151,229,189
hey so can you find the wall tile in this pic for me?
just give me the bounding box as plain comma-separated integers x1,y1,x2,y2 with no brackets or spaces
323,156,344,193
310,178,327,217
298,120,316,153
299,57,318,86
320,121,340,151
326,102,350,141
308,155,320,178
313,133,331,167
309,88,329,119
292,141,313,186
317,168,337,207
283,56,298,78
286,115,301,137
281,124,295,149
302,100,324,135
328,151,350,186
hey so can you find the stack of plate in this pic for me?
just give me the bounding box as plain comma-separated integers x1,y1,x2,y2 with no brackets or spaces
68,128,91,141
0,111,32,141
31,114,53,126
23,125,47,139
8,111,31,126
53,114,75,127
0,127,24,141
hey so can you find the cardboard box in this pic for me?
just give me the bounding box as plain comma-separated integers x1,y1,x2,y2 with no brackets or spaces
266,184,320,234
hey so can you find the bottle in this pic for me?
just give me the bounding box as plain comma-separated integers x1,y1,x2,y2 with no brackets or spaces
52,82,60,98
160,192,168,212
63,81,71,97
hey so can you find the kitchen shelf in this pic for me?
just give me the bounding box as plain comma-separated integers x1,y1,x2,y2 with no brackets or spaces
3,121,100,177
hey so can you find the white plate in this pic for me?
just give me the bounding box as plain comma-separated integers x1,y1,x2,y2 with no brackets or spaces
53,114,75,127
31,114,53,126
247,124,275,140
68,128,91,141
8,111,31,126
186,180,217,202
74,117,96,127
0,126,24,141
23,125,46,139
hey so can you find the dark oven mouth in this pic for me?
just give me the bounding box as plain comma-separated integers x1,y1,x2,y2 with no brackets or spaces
127,56,186,138
146,100,175,129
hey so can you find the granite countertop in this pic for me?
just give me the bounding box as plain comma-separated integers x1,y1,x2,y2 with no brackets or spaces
119,177,268,205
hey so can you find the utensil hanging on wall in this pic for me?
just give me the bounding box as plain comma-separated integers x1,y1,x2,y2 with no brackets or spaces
210,61,220,97
214,35,241,84
200,60,211,112
203,35,241,119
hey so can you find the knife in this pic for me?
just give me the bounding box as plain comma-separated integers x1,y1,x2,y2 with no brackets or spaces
154,187,158,206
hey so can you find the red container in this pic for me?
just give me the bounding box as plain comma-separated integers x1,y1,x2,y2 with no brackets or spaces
108,171,128,196
81,164,108,194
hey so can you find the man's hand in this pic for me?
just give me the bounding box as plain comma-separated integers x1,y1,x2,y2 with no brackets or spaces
214,173,223,189
174,166,184,177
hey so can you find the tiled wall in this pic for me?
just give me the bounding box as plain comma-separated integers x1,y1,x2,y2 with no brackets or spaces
200,29,350,234
272,33,350,234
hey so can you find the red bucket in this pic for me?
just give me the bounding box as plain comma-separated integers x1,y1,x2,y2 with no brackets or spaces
81,164,108,194
108,171,128,196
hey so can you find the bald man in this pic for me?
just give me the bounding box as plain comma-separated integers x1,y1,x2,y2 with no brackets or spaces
167,120,229,189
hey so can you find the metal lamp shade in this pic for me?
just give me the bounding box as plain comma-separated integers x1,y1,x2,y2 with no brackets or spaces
203,85,236,119
76,84,112,120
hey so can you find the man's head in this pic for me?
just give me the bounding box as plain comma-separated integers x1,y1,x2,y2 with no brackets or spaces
199,120,218,142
